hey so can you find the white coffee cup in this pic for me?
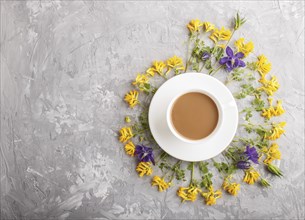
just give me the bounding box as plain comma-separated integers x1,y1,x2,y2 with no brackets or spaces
166,89,223,144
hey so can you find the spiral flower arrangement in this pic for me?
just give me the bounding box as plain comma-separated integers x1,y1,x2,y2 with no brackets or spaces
118,13,285,206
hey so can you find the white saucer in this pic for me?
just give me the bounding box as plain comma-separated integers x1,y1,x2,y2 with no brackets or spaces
148,72,238,162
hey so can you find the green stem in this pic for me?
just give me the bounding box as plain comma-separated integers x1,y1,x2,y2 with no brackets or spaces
190,162,194,185
168,160,182,182
210,65,223,76
156,151,168,164
224,29,236,49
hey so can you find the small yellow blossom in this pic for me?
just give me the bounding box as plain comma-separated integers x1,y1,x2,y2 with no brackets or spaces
124,141,135,156
136,162,153,177
222,176,240,196
265,122,286,140
261,143,281,164
187,19,203,34
209,27,232,43
235,38,254,57
217,44,226,49
243,168,260,185
146,67,155,77
119,127,133,143
177,185,202,202
125,116,131,123
201,186,222,206
147,61,166,76
261,98,285,119
132,74,149,91
151,176,171,192
166,55,185,74
256,55,272,76
274,100,285,115
259,75,280,96
203,22,215,32
124,90,139,108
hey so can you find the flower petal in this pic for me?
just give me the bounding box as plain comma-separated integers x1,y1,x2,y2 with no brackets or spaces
226,46,234,57
233,58,240,68
239,60,246,67
219,57,229,65
235,52,244,59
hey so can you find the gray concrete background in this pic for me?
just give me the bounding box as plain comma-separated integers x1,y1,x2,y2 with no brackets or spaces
1,1,304,219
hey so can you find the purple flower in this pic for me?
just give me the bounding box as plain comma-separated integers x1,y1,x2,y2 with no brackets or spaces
237,161,251,170
135,145,155,165
219,46,245,72
202,52,211,61
244,145,259,164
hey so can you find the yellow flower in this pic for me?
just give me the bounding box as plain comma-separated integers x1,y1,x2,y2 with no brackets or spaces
274,100,285,115
201,186,222,206
119,127,133,143
243,168,260,185
187,19,203,34
265,122,286,140
166,55,185,74
235,38,254,57
261,98,285,119
259,75,280,96
132,74,149,91
146,67,155,77
256,55,272,76
222,176,240,196
203,22,215,32
151,176,171,192
217,44,226,49
124,141,135,156
177,185,202,202
209,27,232,43
136,162,153,177
261,143,281,164
124,90,139,108
125,116,131,123
147,61,166,76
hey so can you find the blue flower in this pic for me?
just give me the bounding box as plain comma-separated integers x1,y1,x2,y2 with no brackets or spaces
135,145,155,165
219,46,245,72
236,161,251,170
244,145,259,164
202,52,211,61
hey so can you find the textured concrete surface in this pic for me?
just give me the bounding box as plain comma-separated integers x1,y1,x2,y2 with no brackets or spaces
1,1,304,219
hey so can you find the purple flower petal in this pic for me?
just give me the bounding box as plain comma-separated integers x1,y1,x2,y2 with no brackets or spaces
235,52,244,59
226,63,233,72
135,145,155,165
219,57,229,65
244,146,259,164
237,161,251,170
226,46,234,57
233,58,240,68
239,60,246,67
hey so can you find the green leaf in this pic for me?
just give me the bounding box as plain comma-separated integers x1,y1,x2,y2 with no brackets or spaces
198,161,209,174
187,162,193,171
200,173,213,189
252,97,265,111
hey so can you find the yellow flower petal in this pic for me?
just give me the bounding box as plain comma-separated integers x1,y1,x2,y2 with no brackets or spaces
243,168,260,185
124,90,139,108
203,22,215,32
124,141,135,156
151,176,170,192
136,162,153,177
187,19,203,34
119,127,133,143
235,38,254,57
256,55,272,76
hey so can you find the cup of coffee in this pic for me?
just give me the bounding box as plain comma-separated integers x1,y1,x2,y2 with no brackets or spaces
166,89,223,144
